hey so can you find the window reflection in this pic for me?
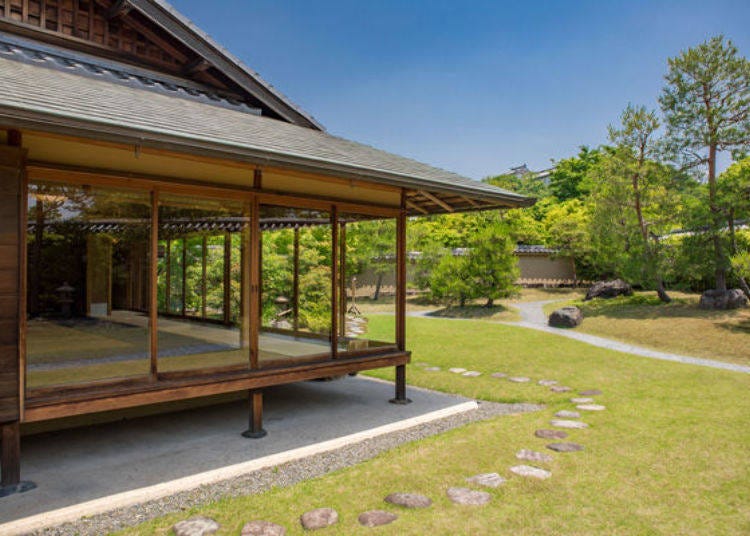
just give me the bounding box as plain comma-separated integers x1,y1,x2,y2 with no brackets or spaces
26,181,151,388
156,194,250,373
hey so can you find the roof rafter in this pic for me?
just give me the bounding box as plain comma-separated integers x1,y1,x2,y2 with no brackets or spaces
419,190,454,212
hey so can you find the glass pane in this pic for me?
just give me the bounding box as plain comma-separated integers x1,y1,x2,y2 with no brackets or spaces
157,194,250,373
26,181,151,389
259,206,333,368
340,214,397,353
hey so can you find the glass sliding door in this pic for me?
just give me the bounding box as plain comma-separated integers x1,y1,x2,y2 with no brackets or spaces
157,194,251,373
26,180,152,389
338,213,398,355
259,205,334,368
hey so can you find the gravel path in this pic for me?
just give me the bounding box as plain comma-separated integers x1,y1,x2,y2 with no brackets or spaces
34,400,542,536
508,300,750,374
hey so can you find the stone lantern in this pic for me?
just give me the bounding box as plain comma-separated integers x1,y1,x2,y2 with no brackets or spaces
56,282,75,318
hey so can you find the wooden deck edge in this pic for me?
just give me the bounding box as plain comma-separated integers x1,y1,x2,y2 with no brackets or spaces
22,352,410,423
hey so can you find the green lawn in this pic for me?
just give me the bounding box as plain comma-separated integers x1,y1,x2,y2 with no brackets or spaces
544,292,750,366
118,315,750,535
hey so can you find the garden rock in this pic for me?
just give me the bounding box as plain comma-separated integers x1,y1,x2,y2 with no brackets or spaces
509,465,552,480
577,404,606,411
466,472,506,488
491,372,507,378
551,419,589,429
516,449,553,463
425,367,441,371
358,510,397,527
172,517,220,536
535,429,568,439
699,289,748,310
462,370,482,377
449,368,467,374
547,442,584,453
385,492,432,509
538,379,558,386
585,279,633,300
571,397,594,404
550,386,572,393
555,410,580,418
240,521,286,536
508,376,530,383
446,487,492,506
579,389,602,396
300,508,338,530
548,306,583,328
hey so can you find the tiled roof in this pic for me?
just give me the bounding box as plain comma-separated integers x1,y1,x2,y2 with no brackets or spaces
0,41,531,212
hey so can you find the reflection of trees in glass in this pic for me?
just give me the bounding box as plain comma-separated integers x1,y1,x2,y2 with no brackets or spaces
344,218,396,300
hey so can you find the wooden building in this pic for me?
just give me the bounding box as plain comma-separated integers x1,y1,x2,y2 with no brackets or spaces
0,0,531,495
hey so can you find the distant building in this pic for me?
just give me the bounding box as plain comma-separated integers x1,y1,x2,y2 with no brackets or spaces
509,164,554,185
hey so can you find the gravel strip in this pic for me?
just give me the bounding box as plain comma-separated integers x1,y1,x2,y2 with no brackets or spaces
33,400,542,536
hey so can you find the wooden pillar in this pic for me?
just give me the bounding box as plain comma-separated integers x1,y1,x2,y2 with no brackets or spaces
181,237,187,317
149,191,158,379
249,198,260,370
241,390,267,438
339,222,347,338
201,235,207,319
390,191,411,404
0,136,35,494
223,232,232,325
165,238,171,313
292,227,300,335
330,207,338,358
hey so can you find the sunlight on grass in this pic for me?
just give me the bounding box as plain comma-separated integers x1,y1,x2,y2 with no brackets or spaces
119,315,750,535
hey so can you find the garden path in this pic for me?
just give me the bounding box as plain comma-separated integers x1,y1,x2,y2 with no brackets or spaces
508,300,750,374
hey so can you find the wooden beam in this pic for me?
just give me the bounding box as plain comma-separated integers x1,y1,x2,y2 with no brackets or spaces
106,0,132,20
121,13,189,63
405,200,429,215
253,168,262,190
182,56,212,76
460,195,480,208
7,130,21,147
418,190,454,212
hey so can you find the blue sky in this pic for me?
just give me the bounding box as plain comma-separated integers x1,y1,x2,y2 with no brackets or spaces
172,0,750,180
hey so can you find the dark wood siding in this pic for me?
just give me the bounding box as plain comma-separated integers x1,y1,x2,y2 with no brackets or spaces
0,147,22,423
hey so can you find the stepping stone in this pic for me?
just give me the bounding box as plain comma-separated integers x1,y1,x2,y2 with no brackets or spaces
508,376,530,383
550,386,572,393
446,487,491,506
579,389,603,396
491,372,507,378
515,449,553,463
577,404,606,411
509,465,552,480
173,517,220,536
547,442,584,453
414,362,430,367
449,368,467,374
358,510,398,527
300,508,338,530
535,429,568,439
571,397,593,404
241,521,286,536
385,492,432,509
466,472,506,488
555,410,581,419
462,370,482,377
550,419,589,429
425,366,441,371
538,379,558,386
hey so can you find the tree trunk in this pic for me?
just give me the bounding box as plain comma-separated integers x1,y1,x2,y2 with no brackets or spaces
708,143,728,292
739,277,750,300
373,273,383,301
459,294,466,308
656,278,672,303
485,298,494,308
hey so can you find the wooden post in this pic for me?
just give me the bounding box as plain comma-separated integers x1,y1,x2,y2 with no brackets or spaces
1,422,20,487
223,232,232,325
149,191,159,379
241,390,267,438
181,237,187,317
249,198,260,370
390,191,411,404
292,227,300,335
330,207,338,358
339,222,347,338
165,238,171,313
201,235,207,319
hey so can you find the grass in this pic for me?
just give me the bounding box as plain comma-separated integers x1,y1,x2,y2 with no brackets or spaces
543,291,750,366
118,315,750,535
